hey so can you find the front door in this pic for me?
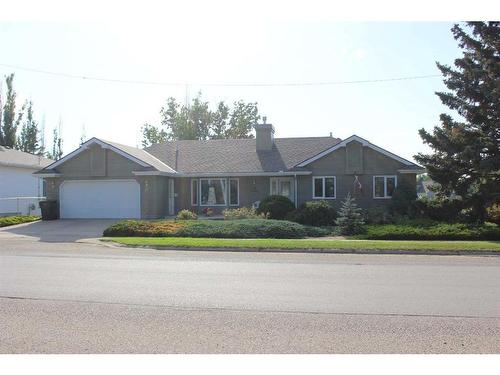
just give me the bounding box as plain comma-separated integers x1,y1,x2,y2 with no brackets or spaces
270,177,294,203
168,179,175,216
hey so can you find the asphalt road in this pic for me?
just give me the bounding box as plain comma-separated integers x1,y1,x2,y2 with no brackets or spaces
1,221,499,353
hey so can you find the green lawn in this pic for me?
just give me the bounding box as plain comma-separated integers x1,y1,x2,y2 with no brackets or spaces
104,237,500,252
0,215,40,228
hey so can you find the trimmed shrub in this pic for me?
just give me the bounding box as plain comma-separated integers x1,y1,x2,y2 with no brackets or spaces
364,206,394,224
288,200,336,227
414,197,464,222
103,220,186,237
335,194,365,235
103,218,331,239
257,195,295,220
358,221,500,241
176,209,198,220
223,207,265,220
176,219,321,239
0,215,40,227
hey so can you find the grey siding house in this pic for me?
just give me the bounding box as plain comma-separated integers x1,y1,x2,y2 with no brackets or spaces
35,122,424,219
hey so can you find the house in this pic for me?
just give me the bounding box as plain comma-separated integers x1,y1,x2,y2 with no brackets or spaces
0,146,53,216
417,177,436,199
35,121,425,219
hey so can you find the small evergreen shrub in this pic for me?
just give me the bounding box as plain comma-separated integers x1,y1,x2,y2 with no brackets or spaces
288,200,336,226
335,194,365,235
176,209,198,220
257,195,295,220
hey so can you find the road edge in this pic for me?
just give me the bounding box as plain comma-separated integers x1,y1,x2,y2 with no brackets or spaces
100,240,499,257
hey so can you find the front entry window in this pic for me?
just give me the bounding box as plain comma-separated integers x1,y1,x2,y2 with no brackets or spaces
270,177,294,202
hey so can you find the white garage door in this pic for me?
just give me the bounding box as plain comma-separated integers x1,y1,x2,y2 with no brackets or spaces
60,180,141,219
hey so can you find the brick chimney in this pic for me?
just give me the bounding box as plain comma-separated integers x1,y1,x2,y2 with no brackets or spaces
255,116,275,151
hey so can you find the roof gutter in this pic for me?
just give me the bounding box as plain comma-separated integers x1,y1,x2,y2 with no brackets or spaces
1,161,52,169
398,169,426,174
132,171,312,177
32,172,62,178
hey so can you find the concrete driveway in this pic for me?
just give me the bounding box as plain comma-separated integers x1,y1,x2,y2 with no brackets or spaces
0,219,117,243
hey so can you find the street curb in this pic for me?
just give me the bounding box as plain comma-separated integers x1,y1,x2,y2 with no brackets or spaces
102,241,499,257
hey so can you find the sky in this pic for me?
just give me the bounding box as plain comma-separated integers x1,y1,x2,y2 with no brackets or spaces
0,15,464,163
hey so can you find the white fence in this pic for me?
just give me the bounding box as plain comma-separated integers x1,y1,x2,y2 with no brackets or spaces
0,197,46,216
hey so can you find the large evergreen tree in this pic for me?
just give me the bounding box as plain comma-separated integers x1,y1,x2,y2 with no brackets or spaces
415,22,500,222
141,93,259,146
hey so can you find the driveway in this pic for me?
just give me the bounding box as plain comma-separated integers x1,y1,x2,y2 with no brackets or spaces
0,219,117,243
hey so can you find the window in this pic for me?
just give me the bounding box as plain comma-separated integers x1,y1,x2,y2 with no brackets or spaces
200,178,227,206
312,176,336,199
191,179,198,206
229,178,239,206
270,177,294,201
373,175,397,198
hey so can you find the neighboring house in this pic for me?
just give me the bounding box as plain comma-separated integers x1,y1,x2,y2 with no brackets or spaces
0,146,53,216
417,178,436,199
35,122,425,219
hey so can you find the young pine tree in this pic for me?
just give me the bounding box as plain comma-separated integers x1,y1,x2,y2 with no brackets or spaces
415,22,500,223
335,193,365,235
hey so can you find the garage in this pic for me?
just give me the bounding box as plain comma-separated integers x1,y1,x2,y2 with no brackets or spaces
60,180,141,219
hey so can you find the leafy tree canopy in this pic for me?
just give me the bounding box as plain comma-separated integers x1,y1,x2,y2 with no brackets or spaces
141,93,260,147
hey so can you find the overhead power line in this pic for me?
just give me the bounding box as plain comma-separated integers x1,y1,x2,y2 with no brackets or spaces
0,62,441,87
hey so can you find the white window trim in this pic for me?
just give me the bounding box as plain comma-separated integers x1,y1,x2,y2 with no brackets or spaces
312,176,336,199
229,178,239,206
269,177,294,196
373,175,397,199
191,179,198,206
199,178,228,206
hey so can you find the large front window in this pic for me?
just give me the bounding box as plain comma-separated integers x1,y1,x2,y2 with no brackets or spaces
229,178,239,206
373,175,397,198
200,178,227,206
191,179,198,206
312,176,336,199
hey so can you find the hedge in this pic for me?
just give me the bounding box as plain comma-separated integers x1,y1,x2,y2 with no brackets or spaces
357,221,500,241
0,215,40,228
104,219,331,239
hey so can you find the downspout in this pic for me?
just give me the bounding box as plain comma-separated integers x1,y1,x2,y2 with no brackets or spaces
294,174,298,207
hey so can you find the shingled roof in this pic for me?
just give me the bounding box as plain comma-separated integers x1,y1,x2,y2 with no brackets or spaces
145,137,342,174
0,146,53,169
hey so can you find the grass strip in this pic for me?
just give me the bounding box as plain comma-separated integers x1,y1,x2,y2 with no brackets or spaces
104,237,500,251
